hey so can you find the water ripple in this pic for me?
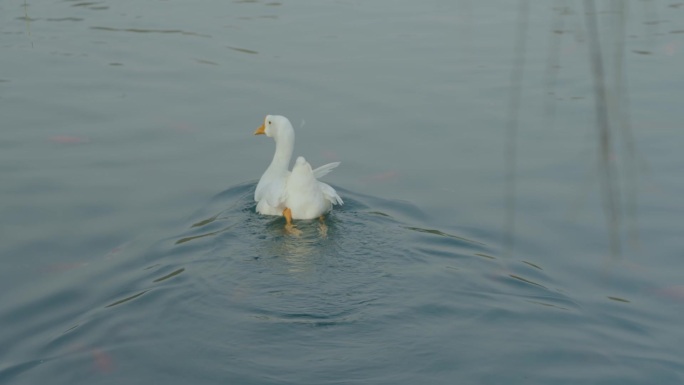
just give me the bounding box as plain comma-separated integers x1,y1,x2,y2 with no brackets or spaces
0,182,599,384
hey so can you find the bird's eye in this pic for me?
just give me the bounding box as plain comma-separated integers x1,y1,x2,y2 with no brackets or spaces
268,121,271,125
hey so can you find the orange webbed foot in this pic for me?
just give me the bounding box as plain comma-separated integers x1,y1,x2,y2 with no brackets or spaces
283,208,302,236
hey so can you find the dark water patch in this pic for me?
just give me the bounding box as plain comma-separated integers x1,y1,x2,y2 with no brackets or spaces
175,224,236,245
153,268,185,283
508,273,548,289
45,17,84,22
403,226,484,245
525,299,572,311
643,20,669,25
71,1,99,7
105,290,149,308
90,26,210,38
607,295,631,303
227,46,259,55
195,58,219,66
522,260,543,270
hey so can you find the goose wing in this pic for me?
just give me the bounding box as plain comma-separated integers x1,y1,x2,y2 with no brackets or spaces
312,162,340,179
318,181,343,206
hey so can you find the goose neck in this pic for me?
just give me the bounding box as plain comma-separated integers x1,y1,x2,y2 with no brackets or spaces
270,135,294,170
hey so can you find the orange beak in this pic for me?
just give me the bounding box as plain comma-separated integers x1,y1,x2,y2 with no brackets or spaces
254,123,266,135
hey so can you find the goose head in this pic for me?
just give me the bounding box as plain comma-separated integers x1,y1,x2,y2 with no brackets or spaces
254,115,294,141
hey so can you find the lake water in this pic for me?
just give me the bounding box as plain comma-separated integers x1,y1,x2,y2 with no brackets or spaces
2,0,684,383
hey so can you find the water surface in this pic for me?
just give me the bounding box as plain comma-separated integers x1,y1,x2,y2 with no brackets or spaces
2,1,684,384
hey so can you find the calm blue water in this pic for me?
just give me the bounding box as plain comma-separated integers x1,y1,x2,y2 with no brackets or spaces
2,1,684,384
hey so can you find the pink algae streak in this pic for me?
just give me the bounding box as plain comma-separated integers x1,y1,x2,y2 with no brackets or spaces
50,136,90,144
91,348,115,373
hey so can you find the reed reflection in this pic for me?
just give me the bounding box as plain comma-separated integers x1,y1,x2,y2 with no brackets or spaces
506,0,647,259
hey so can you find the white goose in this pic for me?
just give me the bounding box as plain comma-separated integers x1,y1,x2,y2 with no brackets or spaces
253,115,343,230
